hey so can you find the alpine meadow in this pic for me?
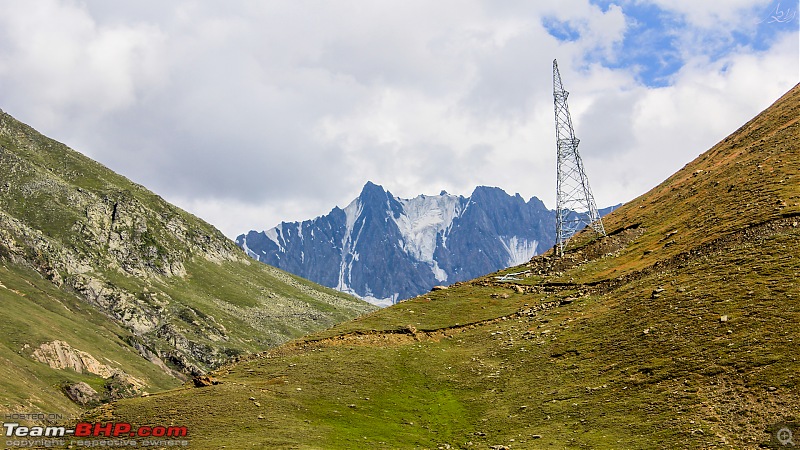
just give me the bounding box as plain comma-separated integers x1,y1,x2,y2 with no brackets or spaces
87,85,799,448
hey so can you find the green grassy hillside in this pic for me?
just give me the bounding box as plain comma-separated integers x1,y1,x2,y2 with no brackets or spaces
0,262,180,421
0,109,376,419
94,84,800,448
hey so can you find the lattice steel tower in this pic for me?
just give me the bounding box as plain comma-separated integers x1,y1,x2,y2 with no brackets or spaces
553,59,605,256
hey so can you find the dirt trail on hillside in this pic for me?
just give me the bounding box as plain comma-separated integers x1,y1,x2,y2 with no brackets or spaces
222,214,799,368
483,214,800,294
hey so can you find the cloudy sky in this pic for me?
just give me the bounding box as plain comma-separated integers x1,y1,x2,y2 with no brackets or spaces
1,1,797,238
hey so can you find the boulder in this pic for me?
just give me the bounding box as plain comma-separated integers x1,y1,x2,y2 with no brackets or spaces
64,382,100,406
192,375,221,387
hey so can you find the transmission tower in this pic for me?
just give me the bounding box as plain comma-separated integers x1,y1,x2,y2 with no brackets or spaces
553,59,605,256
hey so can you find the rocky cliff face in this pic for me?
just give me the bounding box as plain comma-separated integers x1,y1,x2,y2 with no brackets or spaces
238,182,616,305
0,109,375,412
0,184,235,341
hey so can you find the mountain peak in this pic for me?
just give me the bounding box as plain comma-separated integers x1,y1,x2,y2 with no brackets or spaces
470,185,512,203
360,181,386,196
104,85,800,450
239,183,621,304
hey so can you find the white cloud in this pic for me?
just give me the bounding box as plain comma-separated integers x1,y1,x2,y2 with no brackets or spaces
167,195,334,239
0,0,796,238
583,30,799,207
648,0,772,28
0,1,165,135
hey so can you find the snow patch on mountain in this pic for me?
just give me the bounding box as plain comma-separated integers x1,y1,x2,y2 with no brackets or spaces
265,225,283,253
239,237,259,261
237,182,622,306
361,293,399,308
337,198,363,292
500,236,539,266
431,260,447,282
394,193,464,263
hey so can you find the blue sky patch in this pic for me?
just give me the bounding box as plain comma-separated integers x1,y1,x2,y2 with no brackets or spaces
542,17,582,42
752,0,800,50
585,1,685,87
585,0,799,87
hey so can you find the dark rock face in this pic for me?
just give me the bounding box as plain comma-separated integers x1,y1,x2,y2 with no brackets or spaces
238,182,617,306
0,108,374,388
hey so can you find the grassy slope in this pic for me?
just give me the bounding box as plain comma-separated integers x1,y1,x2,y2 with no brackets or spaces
0,110,376,418
95,86,798,449
0,262,180,420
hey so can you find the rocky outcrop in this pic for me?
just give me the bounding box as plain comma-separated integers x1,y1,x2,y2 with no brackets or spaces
33,340,118,378
64,382,100,406
0,107,375,404
192,374,221,387
33,340,146,404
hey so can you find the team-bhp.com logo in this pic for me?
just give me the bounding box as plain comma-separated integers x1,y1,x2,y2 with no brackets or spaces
4,422,189,447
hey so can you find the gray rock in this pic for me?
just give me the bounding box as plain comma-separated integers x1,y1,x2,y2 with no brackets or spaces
64,382,100,406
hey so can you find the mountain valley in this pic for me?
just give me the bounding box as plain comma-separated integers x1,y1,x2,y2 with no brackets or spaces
90,85,800,448
0,109,375,418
